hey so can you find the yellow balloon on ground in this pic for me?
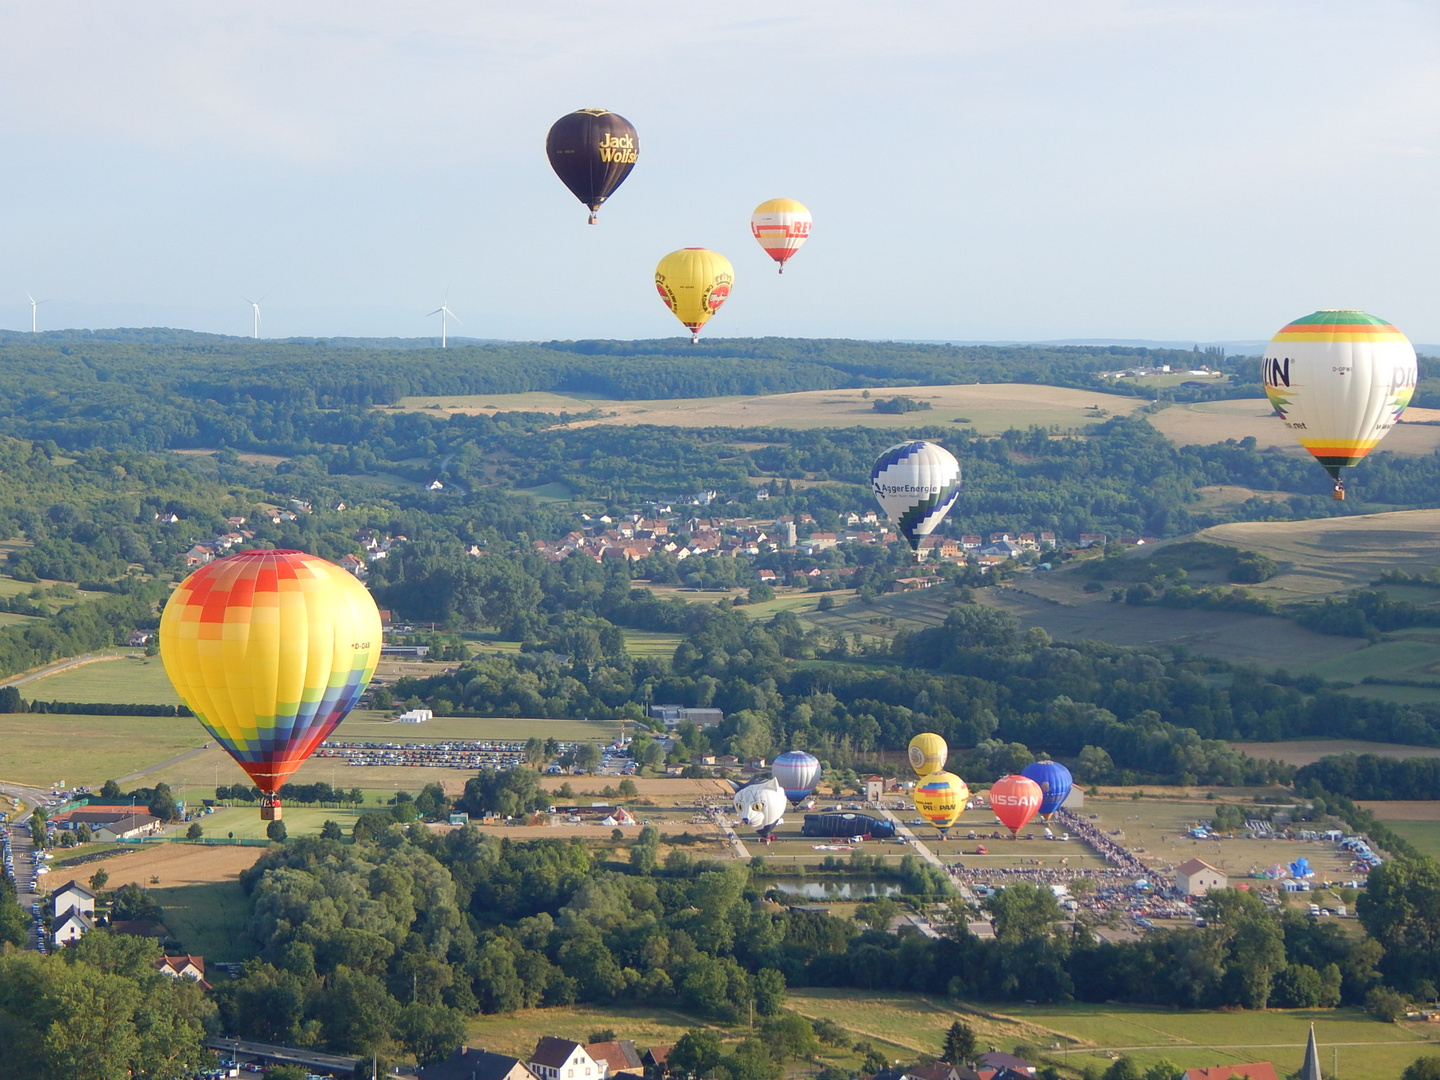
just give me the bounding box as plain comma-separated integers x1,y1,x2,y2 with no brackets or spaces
160,549,382,819
1262,309,1417,500
913,770,969,834
750,198,812,273
655,248,734,343
908,732,948,777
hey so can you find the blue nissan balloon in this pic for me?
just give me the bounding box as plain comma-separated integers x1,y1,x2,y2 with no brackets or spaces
1021,760,1073,820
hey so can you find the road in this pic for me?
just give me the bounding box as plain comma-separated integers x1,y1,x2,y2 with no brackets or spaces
116,744,211,785
2,782,46,951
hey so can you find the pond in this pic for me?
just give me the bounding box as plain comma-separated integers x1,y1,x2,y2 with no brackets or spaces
761,878,902,900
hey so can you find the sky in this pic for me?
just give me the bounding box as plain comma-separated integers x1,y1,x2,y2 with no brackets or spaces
1,1,1438,343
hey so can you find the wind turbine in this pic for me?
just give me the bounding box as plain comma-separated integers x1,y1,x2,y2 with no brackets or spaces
242,294,267,339
26,293,51,333
427,298,461,348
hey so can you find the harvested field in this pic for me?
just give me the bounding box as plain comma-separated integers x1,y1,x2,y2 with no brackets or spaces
1151,398,1440,456
390,384,1147,434
1358,801,1440,821
539,777,730,800
1192,509,1440,598
1231,740,1440,768
53,842,263,889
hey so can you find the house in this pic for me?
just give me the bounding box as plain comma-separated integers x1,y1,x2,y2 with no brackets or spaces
51,880,94,919
127,630,154,646
54,910,94,946
338,553,368,578
156,954,212,991
641,1047,670,1076
528,1037,606,1080
420,1048,541,1080
977,1052,1034,1076
980,540,1023,559
584,1041,643,1079
1176,858,1228,896
1184,1066,1279,1080
1077,533,1107,548
960,535,982,550
428,480,445,491
183,544,216,567
95,812,162,842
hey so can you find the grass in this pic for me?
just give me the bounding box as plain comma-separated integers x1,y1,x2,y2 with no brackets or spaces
622,630,684,658
0,712,204,787
1228,739,1440,768
785,990,1436,1079
150,879,259,962
24,655,183,705
1376,820,1440,860
198,806,367,840
1294,638,1440,683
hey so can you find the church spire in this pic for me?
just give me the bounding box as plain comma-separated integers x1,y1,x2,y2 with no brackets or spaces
1298,1022,1323,1080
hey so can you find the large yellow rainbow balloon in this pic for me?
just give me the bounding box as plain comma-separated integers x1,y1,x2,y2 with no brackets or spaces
160,550,382,818
655,248,733,343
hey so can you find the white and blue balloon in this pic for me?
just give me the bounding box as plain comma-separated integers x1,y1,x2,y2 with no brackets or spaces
870,441,962,552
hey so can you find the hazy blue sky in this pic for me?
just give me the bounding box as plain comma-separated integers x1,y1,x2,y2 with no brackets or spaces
2,2,1437,342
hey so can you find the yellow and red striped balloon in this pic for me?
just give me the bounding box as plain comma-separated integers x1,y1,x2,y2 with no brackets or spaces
1261,310,1417,499
160,549,381,817
750,198,812,273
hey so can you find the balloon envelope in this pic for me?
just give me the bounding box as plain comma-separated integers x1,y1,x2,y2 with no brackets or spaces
750,198,812,273
545,109,639,224
1021,761,1073,820
160,550,382,817
913,770,969,833
872,442,962,551
655,248,734,343
1262,310,1416,498
772,750,821,803
908,732,948,778
802,812,895,839
989,774,1043,837
734,777,787,835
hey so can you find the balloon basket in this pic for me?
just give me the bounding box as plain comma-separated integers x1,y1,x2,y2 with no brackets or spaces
260,799,283,821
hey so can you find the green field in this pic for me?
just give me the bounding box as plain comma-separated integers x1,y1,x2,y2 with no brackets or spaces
622,630,684,658
198,806,368,840
1379,820,1440,861
24,655,183,705
150,879,258,962
0,712,204,787
785,990,1437,1078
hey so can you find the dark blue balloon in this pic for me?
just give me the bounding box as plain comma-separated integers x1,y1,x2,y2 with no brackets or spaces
1021,761,1073,819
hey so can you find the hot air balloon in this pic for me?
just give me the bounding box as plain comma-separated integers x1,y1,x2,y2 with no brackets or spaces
772,750,822,804
1021,760,1073,821
733,777,788,839
160,550,382,819
750,199,812,273
989,774,1043,838
802,812,895,839
1261,309,1417,500
871,442,962,556
545,109,639,224
908,732,949,778
913,770,970,837
655,248,733,343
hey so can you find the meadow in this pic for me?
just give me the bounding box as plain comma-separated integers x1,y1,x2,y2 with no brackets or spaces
1150,399,1440,457
0,712,204,787
1229,739,1440,768
22,653,183,705
391,383,1147,434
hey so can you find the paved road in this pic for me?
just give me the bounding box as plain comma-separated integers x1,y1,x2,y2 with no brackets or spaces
116,744,210,785
2,782,51,950
878,806,948,871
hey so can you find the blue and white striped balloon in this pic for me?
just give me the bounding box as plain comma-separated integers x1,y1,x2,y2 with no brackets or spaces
870,441,962,550
772,750,822,803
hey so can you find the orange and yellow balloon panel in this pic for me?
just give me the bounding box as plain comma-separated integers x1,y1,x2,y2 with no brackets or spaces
160,549,382,818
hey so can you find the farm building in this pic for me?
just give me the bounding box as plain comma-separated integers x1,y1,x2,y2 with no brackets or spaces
583,1041,643,1079
529,1038,605,1080
1176,858,1228,896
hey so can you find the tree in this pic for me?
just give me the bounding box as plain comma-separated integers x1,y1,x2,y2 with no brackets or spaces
1402,1055,1440,1080
983,884,1062,943
760,1014,819,1061
590,1030,618,1044
753,967,786,1016
396,1001,467,1066
266,819,288,843
321,819,344,841
90,867,109,892
575,743,603,773
1103,1058,1143,1080
1368,986,1410,1023
618,778,638,799
100,780,122,799
186,822,203,840
1359,855,1440,992
669,1029,725,1079
942,1020,977,1064
147,782,179,823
